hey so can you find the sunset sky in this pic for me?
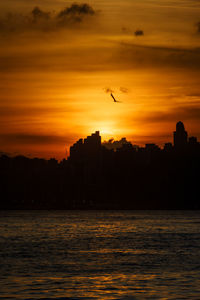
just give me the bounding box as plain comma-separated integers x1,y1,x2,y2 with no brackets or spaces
0,0,200,159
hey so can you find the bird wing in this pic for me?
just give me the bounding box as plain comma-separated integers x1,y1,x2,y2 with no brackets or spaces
111,93,117,102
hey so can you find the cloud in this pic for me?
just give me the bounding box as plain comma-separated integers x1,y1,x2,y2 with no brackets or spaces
120,87,128,93
121,27,131,33
104,87,128,94
186,92,200,98
0,3,96,34
104,87,114,93
58,3,95,19
0,104,86,118
102,138,131,150
133,105,200,125
1,38,200,73
118,42,200,69
122,27,128,32
32,6,50,21
0,133,71,145
134,29,144,36
196,21,200,33
0,43,116,72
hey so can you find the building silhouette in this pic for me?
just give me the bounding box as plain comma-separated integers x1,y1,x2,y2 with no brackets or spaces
164,142,173,151
145,143,160,151
69,138,84,162
173,121,188,149
84,131,101,158
70,131,101,162
188,136,198,146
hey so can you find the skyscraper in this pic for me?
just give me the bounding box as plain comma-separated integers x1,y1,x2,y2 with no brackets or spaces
173,121,188,149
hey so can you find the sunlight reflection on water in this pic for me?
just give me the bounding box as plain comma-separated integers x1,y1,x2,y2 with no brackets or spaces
0,210,200,299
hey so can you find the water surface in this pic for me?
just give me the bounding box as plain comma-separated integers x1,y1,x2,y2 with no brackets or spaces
0,210,200,299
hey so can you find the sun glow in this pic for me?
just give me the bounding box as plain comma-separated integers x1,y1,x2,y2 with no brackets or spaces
88,122,115,141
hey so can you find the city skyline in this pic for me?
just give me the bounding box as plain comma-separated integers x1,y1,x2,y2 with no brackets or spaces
1,120,199,210
70,121,199,160
0,120,199,161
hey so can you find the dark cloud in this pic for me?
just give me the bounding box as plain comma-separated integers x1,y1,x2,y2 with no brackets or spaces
134,29,144,36
0,105,86,118
121,27,131,33
103,86,128,94
135,105,200,124
120,87,128,93
1,39,200,73
119,42,200,69
102,138,131,150
104,87,114,93
186,92,200,98
196,21,200,33
58,3,95,18
0,3,96,34
122,27,128,32
0,133,71,145
0,45,115,72
57,3,95,25
31,7,50,22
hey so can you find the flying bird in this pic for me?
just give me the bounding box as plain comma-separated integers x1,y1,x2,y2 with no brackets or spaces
111,93,120,103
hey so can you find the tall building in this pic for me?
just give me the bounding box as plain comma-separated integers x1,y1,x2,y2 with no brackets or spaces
69,138,84,161
84,131,101,157
173,121,188,149
70,131,101,161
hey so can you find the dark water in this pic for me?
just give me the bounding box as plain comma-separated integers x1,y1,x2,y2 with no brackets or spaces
0,211,200,299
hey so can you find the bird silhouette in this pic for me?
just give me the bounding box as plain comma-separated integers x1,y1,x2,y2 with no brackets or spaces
111,93,120,103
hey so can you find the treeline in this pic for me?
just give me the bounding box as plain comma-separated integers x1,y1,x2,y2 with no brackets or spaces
0,145,199,209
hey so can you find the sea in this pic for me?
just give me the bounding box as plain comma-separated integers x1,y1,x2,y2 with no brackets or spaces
0,210,200,300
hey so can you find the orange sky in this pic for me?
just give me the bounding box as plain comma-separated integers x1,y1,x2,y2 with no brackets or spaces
0,0,200,159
